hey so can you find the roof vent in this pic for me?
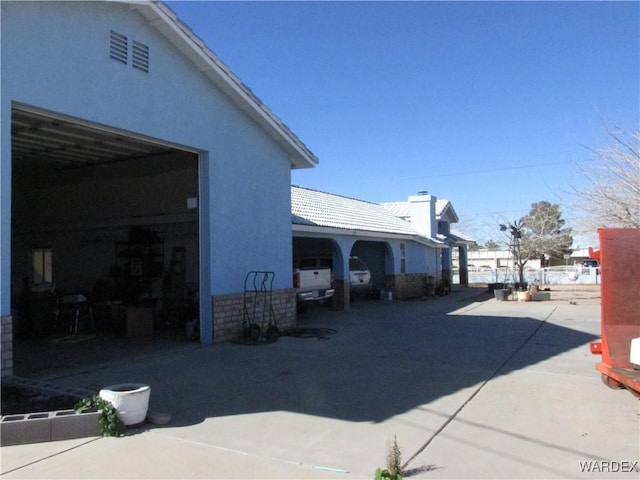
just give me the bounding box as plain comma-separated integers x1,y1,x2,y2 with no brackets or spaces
109,30,128,64
132,40,149,73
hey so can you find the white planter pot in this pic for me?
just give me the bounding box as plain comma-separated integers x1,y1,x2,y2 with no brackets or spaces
99,384,150,426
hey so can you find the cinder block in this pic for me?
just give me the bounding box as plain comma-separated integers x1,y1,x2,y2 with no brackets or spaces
1,409,102,445
1,412,51,446
51,409,100,441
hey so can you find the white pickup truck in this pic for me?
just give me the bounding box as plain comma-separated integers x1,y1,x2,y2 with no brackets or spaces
293,258,335,305
349,256,372,295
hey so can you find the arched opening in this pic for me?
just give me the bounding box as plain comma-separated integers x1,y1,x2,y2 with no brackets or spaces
350,240,390,300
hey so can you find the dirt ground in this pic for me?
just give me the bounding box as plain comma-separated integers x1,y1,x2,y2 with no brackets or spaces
528,283,601,305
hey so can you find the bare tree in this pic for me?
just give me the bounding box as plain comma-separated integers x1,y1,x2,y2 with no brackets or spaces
484,239,500,250
573,127,640,232
500,202,572,286
520,201,573,261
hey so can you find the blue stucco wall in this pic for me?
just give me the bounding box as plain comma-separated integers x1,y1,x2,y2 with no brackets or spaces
0,2,295,329
405,241,441,275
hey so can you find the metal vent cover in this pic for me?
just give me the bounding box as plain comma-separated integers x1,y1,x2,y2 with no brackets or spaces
109,30,128,64
132,40,149,73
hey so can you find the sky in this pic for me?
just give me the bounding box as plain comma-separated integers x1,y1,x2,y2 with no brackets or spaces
166,1,639,247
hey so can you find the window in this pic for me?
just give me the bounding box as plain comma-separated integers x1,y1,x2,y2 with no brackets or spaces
400,243,406,274
32,248,52,285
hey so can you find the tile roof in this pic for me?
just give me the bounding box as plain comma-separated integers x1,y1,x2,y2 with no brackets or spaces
379,201,410,219
291,186,472,245
291,186,418,236
380,200,451,219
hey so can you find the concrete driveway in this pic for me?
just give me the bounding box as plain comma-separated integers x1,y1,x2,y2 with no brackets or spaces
2,286,638,478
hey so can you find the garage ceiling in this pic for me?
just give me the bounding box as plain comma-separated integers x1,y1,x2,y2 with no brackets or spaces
11,108,177,175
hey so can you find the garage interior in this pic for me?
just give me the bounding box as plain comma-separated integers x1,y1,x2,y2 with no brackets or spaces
10,106,201,372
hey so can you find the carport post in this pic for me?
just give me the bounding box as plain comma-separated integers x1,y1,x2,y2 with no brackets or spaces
458,245,469,286
333,280,350,311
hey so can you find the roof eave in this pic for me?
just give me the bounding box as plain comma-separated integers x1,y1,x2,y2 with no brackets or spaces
415,235,448,248
292,224,446,247
449,230,476,245
436,201,459,223
133,1,319,169
293,224,414,239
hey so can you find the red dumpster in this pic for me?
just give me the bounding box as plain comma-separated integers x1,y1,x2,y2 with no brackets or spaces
592,228,640,395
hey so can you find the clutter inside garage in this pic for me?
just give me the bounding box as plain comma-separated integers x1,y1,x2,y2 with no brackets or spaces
11,109,200,343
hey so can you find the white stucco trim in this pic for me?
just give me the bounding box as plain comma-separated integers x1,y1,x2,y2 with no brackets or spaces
437,200,459,223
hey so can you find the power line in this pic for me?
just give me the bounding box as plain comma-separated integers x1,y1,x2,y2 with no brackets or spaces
391,159,575,181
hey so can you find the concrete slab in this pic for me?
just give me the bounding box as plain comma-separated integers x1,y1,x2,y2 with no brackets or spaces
0,432,342,479
412,368,639,479
2,287,637,479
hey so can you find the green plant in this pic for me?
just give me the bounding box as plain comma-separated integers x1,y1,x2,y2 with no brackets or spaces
75,395,125,437
374,435,403,480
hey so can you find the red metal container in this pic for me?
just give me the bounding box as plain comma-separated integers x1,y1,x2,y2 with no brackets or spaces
593,228,640,395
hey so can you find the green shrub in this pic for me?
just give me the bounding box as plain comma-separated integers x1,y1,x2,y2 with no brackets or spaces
75,395,125,437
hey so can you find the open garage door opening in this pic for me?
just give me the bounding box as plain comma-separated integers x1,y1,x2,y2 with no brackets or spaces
10,106,201,374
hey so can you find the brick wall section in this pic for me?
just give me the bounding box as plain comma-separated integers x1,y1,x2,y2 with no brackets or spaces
212,288,297,343
1,315,13,377
386,274,441,300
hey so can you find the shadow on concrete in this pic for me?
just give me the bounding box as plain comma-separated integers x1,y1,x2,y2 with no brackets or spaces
12,287,597,428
